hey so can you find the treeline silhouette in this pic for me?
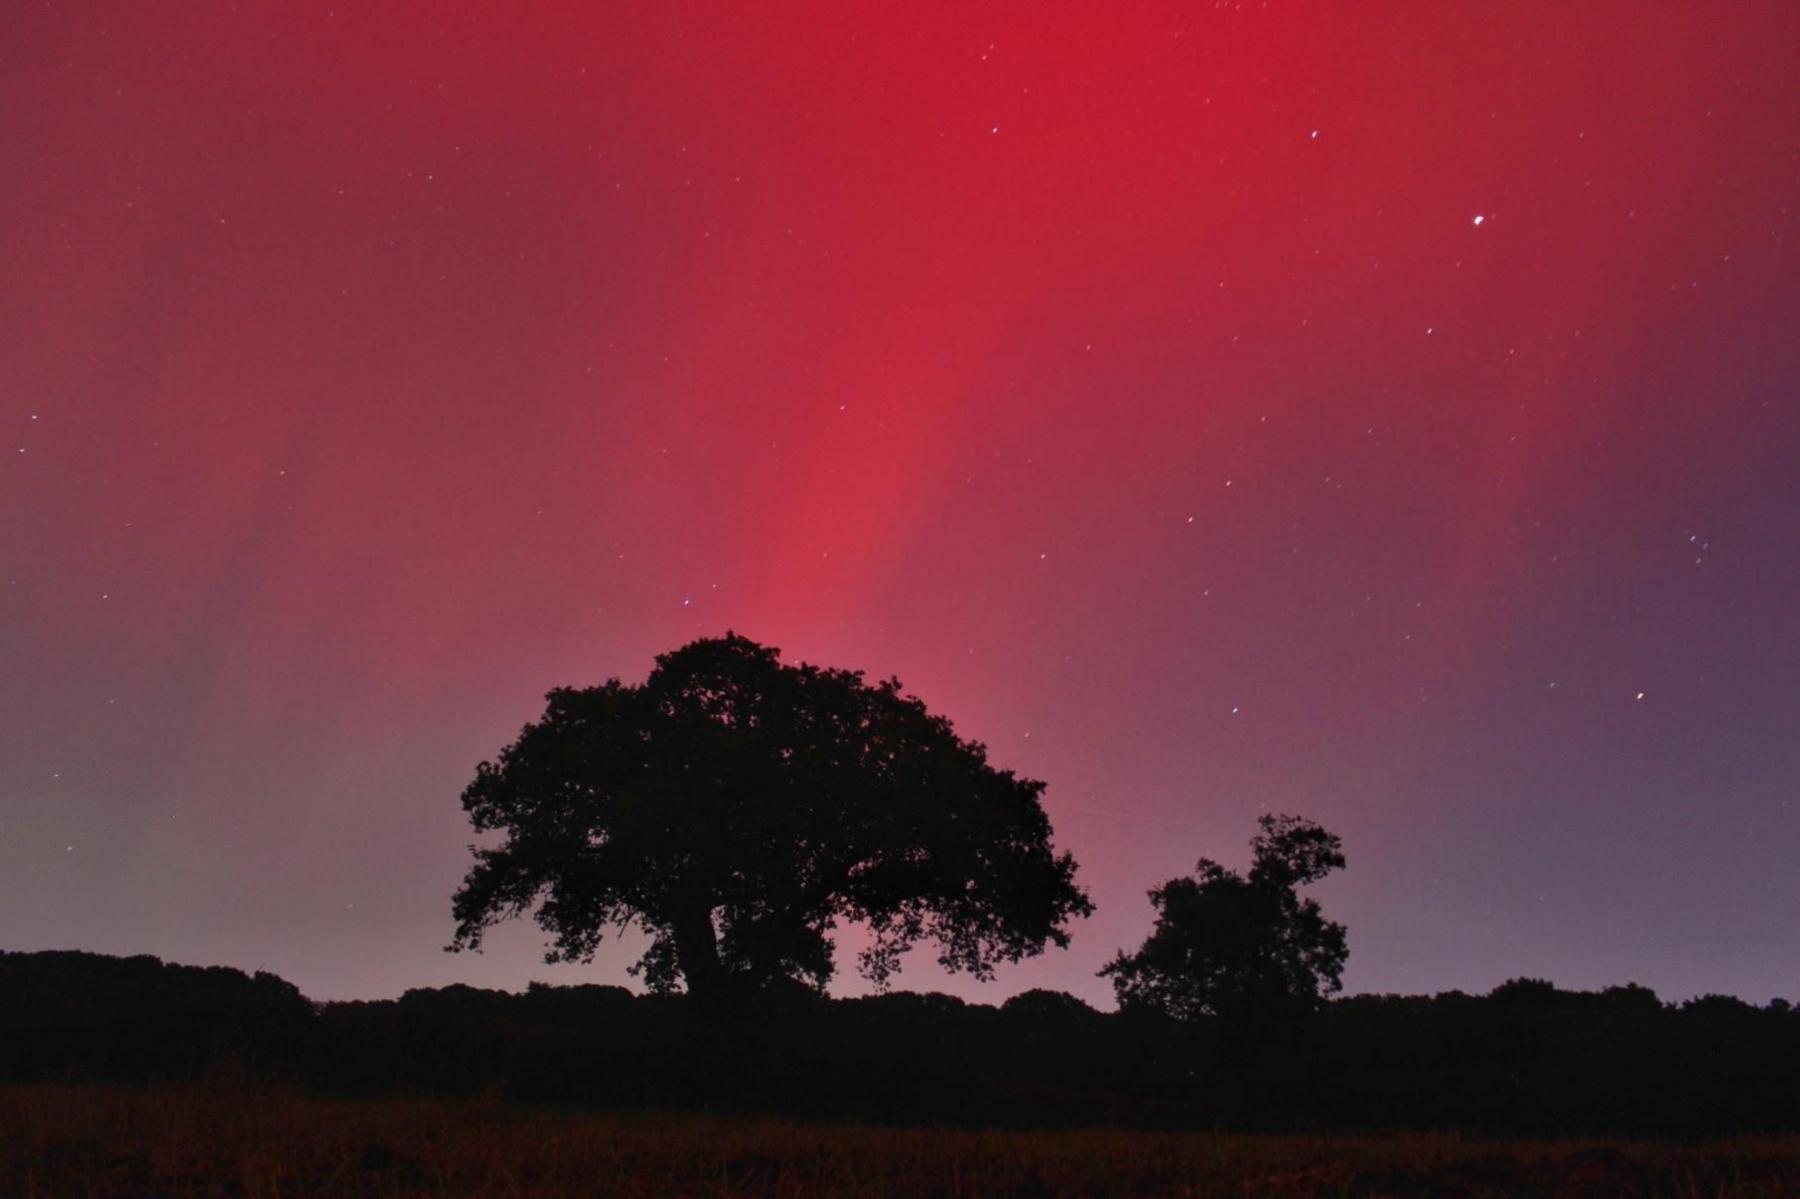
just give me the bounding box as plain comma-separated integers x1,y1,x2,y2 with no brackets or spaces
5,950,1796,1137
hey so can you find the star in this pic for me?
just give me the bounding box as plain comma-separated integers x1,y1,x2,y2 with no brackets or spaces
1472,214,1486,226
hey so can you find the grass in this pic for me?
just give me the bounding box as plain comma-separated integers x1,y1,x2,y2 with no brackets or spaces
2,1081,1797,1197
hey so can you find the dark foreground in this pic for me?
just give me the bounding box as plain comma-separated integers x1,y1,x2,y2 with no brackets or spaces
9,952,1800,1138
5,1082,1799,1199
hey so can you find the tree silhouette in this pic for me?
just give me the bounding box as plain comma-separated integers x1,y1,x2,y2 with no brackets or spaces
1101,814,1346,1020
449,634,1093,1003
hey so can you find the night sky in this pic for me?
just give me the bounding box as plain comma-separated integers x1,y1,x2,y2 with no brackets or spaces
4,3,1797,1009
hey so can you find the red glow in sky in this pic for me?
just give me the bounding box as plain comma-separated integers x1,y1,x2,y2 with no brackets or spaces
4,3,1797,1005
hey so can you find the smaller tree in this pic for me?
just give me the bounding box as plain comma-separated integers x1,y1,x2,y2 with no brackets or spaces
1101,814,1346,1020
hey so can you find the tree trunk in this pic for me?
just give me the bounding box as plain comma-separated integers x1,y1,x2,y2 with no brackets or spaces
672,905,725,1006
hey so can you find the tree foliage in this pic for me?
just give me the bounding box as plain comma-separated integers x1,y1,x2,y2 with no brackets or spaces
449,634,1092,1001
1101,814,1346,1020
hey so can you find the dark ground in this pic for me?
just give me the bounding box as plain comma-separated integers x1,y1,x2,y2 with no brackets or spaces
7,1081,1800,1198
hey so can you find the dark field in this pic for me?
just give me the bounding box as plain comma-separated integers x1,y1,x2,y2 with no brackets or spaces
5,1083,1798,1199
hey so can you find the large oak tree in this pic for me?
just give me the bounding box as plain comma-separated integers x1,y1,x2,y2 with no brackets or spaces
450,634,1092,1002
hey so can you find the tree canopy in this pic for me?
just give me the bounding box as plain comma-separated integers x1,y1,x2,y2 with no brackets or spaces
450,634,1092,1002
1101,813,1347,1020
